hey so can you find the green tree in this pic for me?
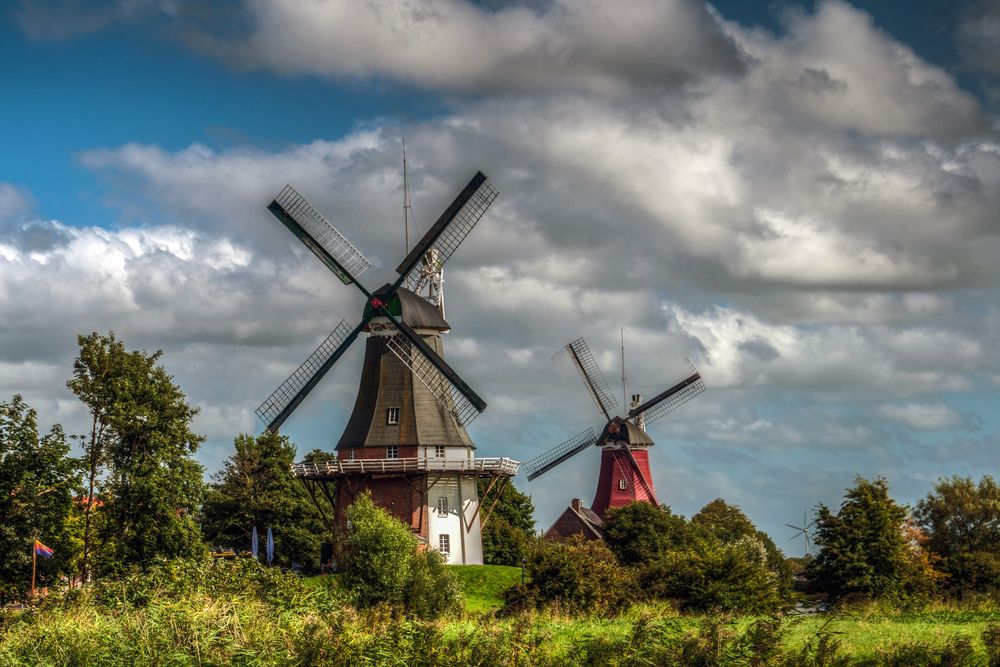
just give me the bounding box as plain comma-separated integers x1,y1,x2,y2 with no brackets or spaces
67,331,127,582
0,395,82,601
201,432,327,571
807,476,911,600
478,479,535,566
915,475,1000,595
692,498,790,590
340,493,460,618
69,332,205,575
602,502,692,566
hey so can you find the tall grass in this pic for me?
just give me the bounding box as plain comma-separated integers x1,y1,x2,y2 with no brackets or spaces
3,560,1000,666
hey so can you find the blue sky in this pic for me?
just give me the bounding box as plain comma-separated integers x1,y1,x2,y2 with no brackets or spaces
2,0,999,553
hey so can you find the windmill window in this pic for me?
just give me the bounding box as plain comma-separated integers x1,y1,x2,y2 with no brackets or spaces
386,407,400,425
437,497,449,516
619,479,627,490
347,449,355,461
435,445,446,458
438,534,450,555
386,445,398,459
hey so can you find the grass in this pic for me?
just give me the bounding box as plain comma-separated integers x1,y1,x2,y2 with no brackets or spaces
449,564,522,613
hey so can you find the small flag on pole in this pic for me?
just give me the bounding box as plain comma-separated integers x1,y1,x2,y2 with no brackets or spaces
34,540,54,558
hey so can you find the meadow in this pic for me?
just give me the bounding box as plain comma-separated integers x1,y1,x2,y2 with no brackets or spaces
3,563,999,666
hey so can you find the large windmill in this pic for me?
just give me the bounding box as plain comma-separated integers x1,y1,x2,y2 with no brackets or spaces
525,338,704,519
256,171,518,565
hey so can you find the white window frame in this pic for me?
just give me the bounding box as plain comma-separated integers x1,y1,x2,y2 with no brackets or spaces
619,479,627,490
434,445,446,458
437,496,449,517
386,445,398,459
438,534,450,555
348,449,355,460
386,407,400,425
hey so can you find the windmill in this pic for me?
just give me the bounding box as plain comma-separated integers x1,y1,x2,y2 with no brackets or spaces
257,170,518,564
524,337,705,518
786,510,813,556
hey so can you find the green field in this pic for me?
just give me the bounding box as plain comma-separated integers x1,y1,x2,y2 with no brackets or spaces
450,564,522,613
4,566,999,665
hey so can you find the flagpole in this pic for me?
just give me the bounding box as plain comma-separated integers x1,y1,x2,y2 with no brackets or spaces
31,537,36,599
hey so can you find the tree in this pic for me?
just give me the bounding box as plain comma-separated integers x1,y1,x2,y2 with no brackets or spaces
0,395,81,601
478,479,536,566
340,493,460,618
915,475,1000,595
67,331,127,582
692,498,790,590
602,502,692,566
69,332,205,575
807,476,911,600
201,432,327,571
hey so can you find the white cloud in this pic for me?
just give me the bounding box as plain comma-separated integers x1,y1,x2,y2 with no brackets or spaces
198,0,744,93
877,402,963,430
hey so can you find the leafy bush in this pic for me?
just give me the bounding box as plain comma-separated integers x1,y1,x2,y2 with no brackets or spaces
88,555,334,612
602,502,692,566
340,493,460,619
503,537,637,615
639,536,783,613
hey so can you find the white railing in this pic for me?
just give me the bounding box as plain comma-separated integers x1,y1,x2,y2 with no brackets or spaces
291,456,520,478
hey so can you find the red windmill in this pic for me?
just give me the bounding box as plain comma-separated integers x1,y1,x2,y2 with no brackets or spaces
524,338,704,518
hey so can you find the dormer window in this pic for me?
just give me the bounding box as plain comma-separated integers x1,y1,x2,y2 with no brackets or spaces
386,407,400,425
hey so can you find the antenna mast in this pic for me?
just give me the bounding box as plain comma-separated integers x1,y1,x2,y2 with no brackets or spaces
621,329,627,410
403,136,411,254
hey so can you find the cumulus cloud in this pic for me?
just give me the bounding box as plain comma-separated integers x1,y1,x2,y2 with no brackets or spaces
193,0,744,94
877,402,963,430
8,0,1000,546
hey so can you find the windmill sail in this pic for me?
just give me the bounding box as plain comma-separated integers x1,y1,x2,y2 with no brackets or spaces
269,185,373,285
258,172,494,432
628,367,705,426
565,338,618,420
620,444,658,505
523,428,598,481
396,172,498,290
256,320,360,431
384,333,482,426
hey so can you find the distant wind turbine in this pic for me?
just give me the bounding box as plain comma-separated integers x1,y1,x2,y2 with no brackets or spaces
786,510,813,556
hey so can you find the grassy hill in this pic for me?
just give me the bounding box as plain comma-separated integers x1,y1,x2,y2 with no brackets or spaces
450,564,522,613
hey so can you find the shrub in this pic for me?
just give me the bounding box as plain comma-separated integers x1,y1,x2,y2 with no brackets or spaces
340,493,460,619
503,537,636,615
602,502,692,566
639,536,783,613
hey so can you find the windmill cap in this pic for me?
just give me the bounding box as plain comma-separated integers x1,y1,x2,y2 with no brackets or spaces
600,416,654,446
364,284,451,331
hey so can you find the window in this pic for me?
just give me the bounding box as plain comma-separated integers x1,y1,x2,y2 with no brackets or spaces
618,479,627,490
438,534,450,555
347,449,355,460
434,445,445,458
386,407,400,425
386,445,398,459
437,496,449,517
